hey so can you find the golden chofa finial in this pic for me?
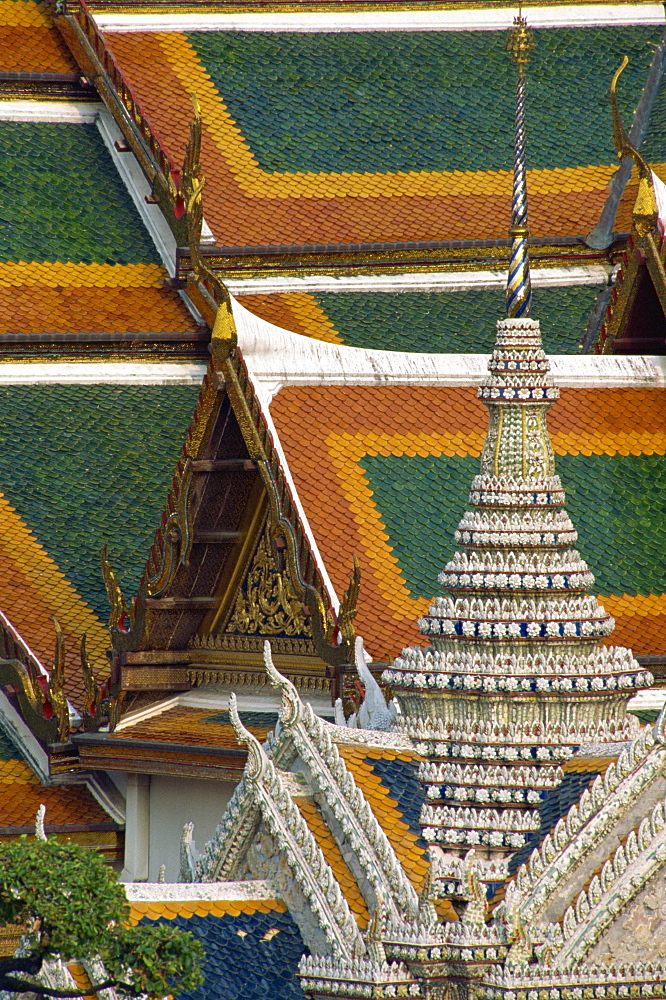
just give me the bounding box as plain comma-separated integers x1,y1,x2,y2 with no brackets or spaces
610,56,650,177
507,14,534,75
610,56,657,237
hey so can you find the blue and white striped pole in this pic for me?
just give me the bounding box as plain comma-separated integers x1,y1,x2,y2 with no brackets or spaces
506,16,534,319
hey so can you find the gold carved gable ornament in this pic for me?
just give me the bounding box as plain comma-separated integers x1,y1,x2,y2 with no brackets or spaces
225,523,311,639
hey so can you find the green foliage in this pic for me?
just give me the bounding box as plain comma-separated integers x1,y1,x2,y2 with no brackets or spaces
105,924,204,997
0,837,128,959
0,837,204,999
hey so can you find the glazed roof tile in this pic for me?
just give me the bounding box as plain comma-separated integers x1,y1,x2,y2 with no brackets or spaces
102,25,663,248
129,897,285,924
0,265,197,337
338,746,429,890
0,0,77,74
296,796,369,928
0,727,118,835
0,122,197,338
0,122,157,265
269,385,666,660
237,285,602,355
507,769,601,874
108,705,275,748
0,384,199,701
133,903,307,1000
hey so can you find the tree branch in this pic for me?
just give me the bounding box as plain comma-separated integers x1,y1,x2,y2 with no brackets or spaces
0,957,43,977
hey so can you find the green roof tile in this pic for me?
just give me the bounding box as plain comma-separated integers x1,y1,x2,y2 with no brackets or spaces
314,285,600,354
360,452,666,599
639,68,666,163
188,27,657,175
0,728,22,763
0,384,200,619
0,122,159,264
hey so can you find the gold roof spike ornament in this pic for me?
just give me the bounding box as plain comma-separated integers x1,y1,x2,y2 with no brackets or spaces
610,55,658,237
180,93,237,363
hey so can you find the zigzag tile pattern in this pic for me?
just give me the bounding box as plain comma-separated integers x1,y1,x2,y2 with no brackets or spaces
0,384,199,700
338,746,429,890
237,284,601,354
366,754,429,852
102,26,664,248
0,122,197,337
270,385,666,660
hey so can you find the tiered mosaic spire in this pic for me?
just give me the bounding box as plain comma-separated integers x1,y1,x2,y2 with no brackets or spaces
383,18,651,860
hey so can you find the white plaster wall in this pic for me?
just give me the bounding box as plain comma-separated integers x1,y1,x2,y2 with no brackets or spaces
148,775,235,882
105,770,128,797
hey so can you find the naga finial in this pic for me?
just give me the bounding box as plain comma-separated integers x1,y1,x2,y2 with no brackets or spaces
609,56,657,237
228,693,266,783
505,13,535,318
610,56,651,178
180,93,237,361
263,641,301,730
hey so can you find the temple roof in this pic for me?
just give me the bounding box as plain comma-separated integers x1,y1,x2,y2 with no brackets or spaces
0,117,200,349
0,727,122,859
0,382,199,703
129,894,308,1000
173,651,666,994
0,0,78,77
0,0,660,991
96,19,665,252
76,703,276,778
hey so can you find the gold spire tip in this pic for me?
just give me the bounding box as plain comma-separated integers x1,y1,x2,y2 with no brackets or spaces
507,15,534,73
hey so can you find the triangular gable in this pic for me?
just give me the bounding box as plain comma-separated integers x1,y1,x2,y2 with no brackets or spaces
594,63,666,355
193,648,429,969
104,327,359,719
595,227,666,354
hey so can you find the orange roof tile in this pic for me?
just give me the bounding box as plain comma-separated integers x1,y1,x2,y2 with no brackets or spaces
0,264,198,338
0,1,77,75
107,705,273,749
0,755,114,832
338,746,429,891
128,897,285,925
296,796,369,928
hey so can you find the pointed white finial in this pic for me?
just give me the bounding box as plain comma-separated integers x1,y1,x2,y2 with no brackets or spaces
354,636,394,732
35,804,46,841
